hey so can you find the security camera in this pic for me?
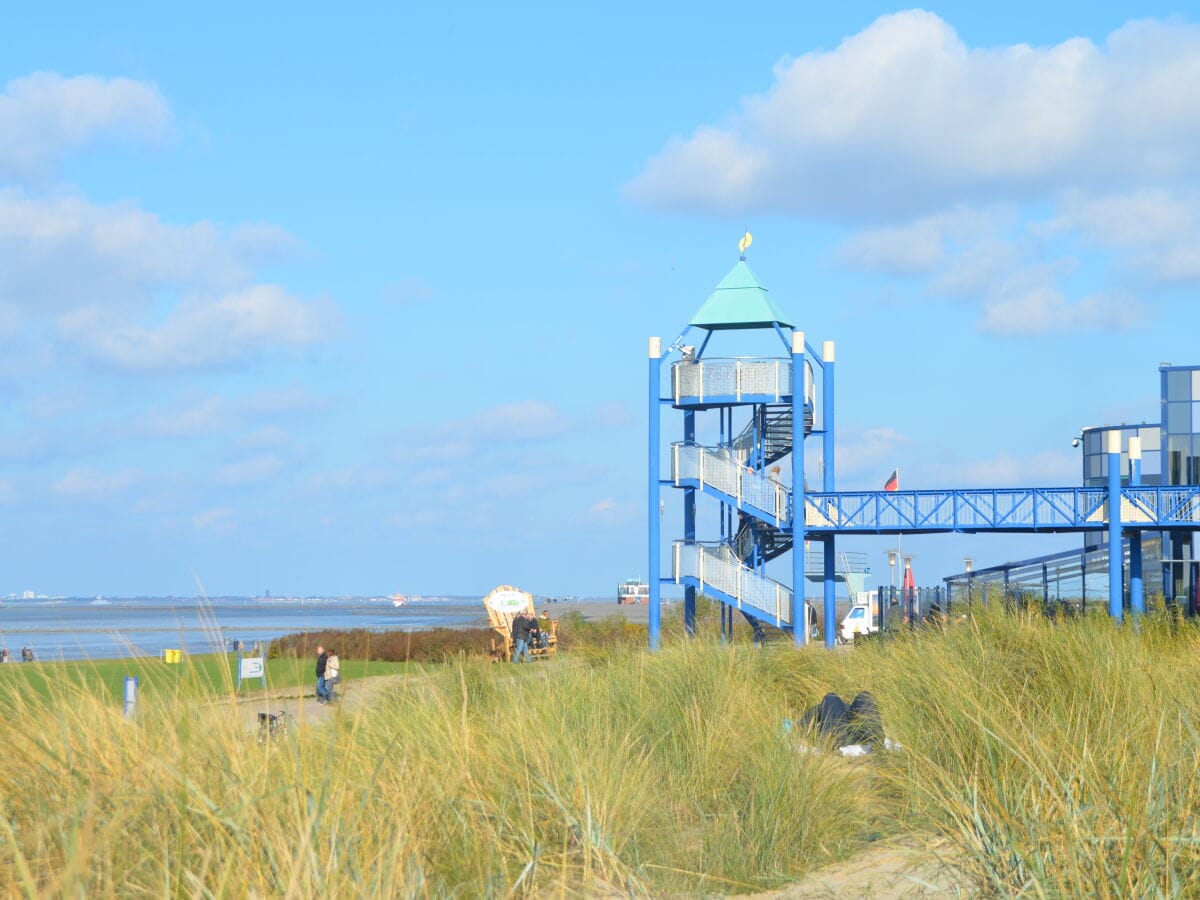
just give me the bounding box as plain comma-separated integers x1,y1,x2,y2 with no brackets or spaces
1071,438,1081,448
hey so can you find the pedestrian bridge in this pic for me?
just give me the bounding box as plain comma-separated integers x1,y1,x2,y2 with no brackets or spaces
801,486,1200,534
670,441,1200,534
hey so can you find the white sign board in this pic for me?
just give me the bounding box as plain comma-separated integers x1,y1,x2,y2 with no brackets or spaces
240,656,265,679
486,589,530,615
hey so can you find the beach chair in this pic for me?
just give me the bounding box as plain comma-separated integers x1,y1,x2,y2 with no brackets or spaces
483,585,558,662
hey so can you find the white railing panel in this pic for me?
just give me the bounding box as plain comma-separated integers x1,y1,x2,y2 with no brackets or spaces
672,443,787,522
671,359,800,404
673,540,792,626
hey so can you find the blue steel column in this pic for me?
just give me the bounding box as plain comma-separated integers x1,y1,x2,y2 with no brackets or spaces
791,331,807,646
683,409,697,637
1106,429,1123,621
1129,435,1144,616
648,337,663,650
821,340,837,649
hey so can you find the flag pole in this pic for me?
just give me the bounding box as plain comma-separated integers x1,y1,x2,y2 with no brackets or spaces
896,467,901,616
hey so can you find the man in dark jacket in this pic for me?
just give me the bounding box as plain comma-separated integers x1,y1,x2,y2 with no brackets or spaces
511,613,534,663
315,645,330,702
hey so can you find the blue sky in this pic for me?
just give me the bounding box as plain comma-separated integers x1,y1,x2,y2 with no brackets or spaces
2,3,1199,597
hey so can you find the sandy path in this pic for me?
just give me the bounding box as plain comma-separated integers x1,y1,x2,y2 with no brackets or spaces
748,838,968,898
230,671,409,734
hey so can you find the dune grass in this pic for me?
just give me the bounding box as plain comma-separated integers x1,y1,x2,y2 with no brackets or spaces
0,653,410,703
2,606,1200,894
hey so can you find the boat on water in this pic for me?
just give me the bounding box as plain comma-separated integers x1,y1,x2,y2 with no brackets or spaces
617,578,648,605
391,594,406,607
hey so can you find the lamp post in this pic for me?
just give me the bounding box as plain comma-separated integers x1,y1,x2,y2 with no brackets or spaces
964,557,974,608
887,551,897,607
903,555,915,625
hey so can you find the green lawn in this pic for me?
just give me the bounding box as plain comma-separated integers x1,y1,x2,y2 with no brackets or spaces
0,653,411,703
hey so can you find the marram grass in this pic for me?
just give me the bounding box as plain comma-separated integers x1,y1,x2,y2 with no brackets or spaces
4,608,1200,896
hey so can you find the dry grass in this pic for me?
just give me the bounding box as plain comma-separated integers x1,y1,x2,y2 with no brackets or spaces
5,606,1200,895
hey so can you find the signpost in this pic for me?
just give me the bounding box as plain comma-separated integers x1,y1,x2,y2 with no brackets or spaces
237,653,267,690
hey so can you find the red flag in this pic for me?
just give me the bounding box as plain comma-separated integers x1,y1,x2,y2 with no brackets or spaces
883,469,899,492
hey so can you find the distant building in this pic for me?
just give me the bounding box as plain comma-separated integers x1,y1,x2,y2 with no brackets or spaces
21,591,33,600
617,578,649,605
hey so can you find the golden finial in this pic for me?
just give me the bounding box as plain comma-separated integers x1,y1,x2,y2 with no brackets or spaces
738,229,752,260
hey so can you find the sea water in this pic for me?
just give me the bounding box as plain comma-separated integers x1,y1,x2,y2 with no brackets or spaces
0,597,487,661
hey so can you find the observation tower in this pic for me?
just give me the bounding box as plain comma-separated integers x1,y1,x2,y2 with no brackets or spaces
647,236,844,648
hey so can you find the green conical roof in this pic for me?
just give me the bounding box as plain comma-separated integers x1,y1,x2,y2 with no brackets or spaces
688,260,795,330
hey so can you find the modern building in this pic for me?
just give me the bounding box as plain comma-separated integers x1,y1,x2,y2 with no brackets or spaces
944,364,1200,612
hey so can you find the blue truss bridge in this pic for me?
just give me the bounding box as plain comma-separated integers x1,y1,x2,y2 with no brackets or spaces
670,443,1200,533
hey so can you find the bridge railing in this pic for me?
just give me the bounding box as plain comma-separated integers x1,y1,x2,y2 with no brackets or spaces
672,442,788,524
801,486,1200,532
672,540,792,625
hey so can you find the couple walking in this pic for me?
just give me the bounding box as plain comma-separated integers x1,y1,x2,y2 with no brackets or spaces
314,645,341,703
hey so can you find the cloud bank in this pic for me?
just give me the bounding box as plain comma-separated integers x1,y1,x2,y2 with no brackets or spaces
627,12,1200,219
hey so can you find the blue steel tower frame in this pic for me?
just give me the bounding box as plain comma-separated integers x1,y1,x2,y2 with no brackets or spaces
648,254,838,648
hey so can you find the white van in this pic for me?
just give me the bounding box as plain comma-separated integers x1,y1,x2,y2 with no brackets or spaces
840,598,878,643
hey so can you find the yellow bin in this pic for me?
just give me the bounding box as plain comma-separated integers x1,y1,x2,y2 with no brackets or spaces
162,649,183,665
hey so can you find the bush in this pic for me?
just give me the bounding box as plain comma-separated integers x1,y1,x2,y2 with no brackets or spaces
269,626,496,662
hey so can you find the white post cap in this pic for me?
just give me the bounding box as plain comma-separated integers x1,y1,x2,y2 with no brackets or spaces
1106,430,1122,454
648,336,661,359
1128,435,1141,460
822,340,835,363
792,330,805,354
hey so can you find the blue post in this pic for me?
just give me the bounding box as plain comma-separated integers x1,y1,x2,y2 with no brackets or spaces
791,331,807,646
1130,436,1144,616
648,337,663,650
821,340,836,648
123,675,138,719
1106,430,1123,621
683,409,697,637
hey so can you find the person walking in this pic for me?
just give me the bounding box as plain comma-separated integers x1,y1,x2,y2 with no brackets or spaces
511,612,534,663
325,649,340,702
315,645,330,702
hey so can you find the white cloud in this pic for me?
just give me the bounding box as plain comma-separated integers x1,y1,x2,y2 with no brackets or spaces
59,285,338,371
838,208,995,275
593,401,636,428
408,400,571,462
192,506,236,531
928,450,1078,487
237,425,291,450
0,189,248,315
0,188,333,370
214,454,286,486
0,72,170,179
628,13,1200,218
583,497,638,526
139,396,226,438
240,386,332,416
835,427,910,477
53,466,140,502
979,287,1142,336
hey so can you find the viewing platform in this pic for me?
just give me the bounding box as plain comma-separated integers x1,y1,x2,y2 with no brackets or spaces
670,357,814,409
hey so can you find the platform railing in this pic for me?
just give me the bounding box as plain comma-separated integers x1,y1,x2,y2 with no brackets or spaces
672,442,789,524
672,358,813,406
673,540,791,625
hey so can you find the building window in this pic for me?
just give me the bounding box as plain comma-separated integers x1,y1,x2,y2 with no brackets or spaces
1168,369,1192,401
1168,402,1191,434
